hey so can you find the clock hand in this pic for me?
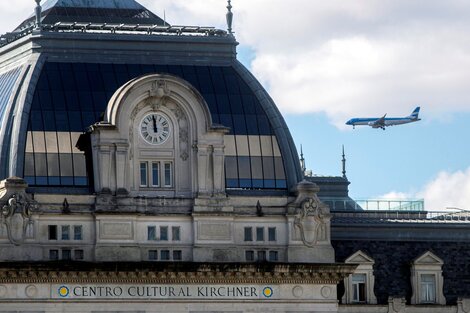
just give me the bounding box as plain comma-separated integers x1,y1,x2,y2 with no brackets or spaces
152,116,158,133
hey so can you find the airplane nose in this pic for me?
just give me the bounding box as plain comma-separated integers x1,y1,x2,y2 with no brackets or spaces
346,120,352,125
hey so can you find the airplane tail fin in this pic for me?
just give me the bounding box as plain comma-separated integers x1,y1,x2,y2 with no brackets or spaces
409,106,420,119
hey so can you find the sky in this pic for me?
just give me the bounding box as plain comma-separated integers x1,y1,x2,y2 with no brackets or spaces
1,0,470,211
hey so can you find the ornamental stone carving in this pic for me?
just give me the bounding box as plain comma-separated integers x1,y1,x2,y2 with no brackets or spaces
0,177,38,245
294,197,329,247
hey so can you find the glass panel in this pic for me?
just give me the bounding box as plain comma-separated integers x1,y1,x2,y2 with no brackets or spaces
140,162,147,187
152,162,160,187
268,227,276,241
160,226,168,241
238,156,251,179
245,250,254,261
269,251,278,262
244,227,252,241
225,157,238,179
61,225,70,240
73,225,82,240
164,162,172,187
256,227,264,241
49,249,59,260
172,226,180,241
262,157,275,179
421,274,436,303
149,250,158,260
257,251,266,261
160,250,170,261
48,225,57,240
147,226,156,240
62,249,71,260
352,274,367,302
251,157,263,179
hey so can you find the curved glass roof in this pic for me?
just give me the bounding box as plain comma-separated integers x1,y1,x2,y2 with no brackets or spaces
24,62,287,191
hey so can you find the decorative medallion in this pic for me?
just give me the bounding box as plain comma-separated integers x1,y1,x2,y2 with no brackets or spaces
1,193,37,245
294,197,329,247
292,285,303,298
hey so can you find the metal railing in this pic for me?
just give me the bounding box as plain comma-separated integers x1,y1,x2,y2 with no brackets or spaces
322,198,424,211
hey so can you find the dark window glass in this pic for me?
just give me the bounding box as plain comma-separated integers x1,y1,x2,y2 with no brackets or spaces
257,251,266,262
257,115,272,135
241,95,256,114
148,226,156,240
264,179,276,189
172,226,180,241
262,157,275,179
274,157,286,179
244,227,252,241
160,250,170,261
173,250,182,261
216,94,231,114
24,152,35,176
268,227,276,241
232,114,247,135
256,227,264,241
269,251,278,262
251,157,263,179
245,115,259,135
74,225,83,240
225,75,240,95
229,94,243,114
276,180,287,189
51,90,66,111
140,162,148,186
219,114,233,134
149,250,158,260
239,179,252,188
48,225,57,240
245,250,254,261
74,249,84,260
55,111,69,131
49,249,59,260
225,157,238,179
238,156,251,179
38,90,53,110
197,74,213,93
34,153,47,176
62,249,72,260
160,226,168,241
252,179,264,188
61,225,70,240
30,110,44,130
226,179,238,188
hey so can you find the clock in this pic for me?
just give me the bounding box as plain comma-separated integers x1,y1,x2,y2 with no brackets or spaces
139,113,171,145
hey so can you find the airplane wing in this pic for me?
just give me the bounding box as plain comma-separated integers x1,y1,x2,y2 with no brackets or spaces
370,114,387,128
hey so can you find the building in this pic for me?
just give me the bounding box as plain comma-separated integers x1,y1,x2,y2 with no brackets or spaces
0,1,469,313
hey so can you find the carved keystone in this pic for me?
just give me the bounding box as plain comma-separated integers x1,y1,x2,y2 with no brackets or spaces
388,297,406,313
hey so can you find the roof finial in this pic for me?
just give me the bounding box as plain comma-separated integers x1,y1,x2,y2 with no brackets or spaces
226,0,234,35
342,145,347,179
300,144,306,173
35,0,42,30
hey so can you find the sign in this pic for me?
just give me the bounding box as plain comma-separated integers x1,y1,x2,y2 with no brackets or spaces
52,284,276,300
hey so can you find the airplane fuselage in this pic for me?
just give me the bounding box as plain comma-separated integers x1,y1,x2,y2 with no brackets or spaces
346,107,421,129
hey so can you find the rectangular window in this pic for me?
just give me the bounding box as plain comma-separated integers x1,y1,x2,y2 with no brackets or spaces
244,227,253,241
173,250,182,261
149,250,158,260
49,249,59,260
256,227,264,241
161,250,170,261
147,226,156,241
268,227,276,241
48,225,57,240
61,225,70,240
421,274,436,303
245,250,254,261
160,226,168,241
140,162,148,187
172,226,181,241
73,225,83,240
164,162,172,187
151,162,160,187
257,250,266,262
269,251,278,262
74,249,84,260
352,274,367,303
62,249,71,260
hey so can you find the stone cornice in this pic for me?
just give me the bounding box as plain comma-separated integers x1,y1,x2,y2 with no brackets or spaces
0,262,356,285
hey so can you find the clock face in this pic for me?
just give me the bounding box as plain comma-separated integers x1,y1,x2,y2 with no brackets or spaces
140,113,171,145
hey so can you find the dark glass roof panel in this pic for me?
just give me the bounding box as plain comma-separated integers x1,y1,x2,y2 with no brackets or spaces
0,67,22,127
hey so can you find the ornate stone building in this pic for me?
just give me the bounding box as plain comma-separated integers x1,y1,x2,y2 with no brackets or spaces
0,1,469,313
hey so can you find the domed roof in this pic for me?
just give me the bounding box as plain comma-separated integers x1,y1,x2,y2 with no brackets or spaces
0,0,303,195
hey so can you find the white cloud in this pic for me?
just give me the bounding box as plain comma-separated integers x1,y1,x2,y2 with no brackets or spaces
380,167,470,211
3,0,470,128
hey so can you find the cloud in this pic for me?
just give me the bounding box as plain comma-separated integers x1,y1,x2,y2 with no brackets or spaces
3,0,470,128
380,167,470,211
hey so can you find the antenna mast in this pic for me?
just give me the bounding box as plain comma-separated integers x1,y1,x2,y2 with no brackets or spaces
342,145,347,179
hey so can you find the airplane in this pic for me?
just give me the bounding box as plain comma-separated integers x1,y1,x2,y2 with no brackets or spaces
346,107,421,130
